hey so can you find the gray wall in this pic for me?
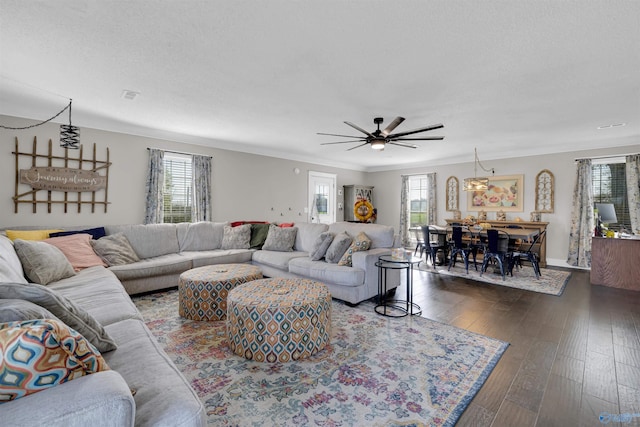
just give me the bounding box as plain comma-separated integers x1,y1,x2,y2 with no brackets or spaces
2,115,638,268
0,115,366,227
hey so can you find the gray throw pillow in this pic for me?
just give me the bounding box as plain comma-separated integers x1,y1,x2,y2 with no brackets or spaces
0,235,28,284
0,299,58,323
13,239,75,285
310,232,334,261
221,224,251,249
0,282,117,352
324,232,353,264
91,232,140,266
262,225,298,252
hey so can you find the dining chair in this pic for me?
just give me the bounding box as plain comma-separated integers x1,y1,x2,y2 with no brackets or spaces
422,225,448,269
508,229,546,279
480,229,510,280
447,226,478,273
412,228,427,258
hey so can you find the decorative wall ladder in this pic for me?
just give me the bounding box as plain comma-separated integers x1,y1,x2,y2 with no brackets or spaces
12,137,111,213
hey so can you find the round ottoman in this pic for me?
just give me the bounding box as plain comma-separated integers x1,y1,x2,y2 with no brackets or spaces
179,264,262,321
227,278,331,362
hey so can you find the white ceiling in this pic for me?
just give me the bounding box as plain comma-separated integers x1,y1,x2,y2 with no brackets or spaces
1,0,638,171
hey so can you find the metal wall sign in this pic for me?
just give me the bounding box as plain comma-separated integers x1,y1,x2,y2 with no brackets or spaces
19,167,107,191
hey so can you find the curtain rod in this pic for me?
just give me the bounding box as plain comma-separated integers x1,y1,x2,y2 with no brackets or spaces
147,147,212,159
574,152,638,161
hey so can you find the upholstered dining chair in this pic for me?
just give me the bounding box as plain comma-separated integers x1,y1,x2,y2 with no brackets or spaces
421,225,448,269
508,229,546,279
480,229,510,280
447,226,478,274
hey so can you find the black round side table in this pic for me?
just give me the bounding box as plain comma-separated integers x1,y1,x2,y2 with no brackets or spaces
375,254,422,317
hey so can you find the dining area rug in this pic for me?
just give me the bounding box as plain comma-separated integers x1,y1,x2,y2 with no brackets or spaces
420,262,571,296
134,289,508,426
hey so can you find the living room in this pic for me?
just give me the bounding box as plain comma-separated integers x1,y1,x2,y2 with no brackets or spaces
1,1,639,426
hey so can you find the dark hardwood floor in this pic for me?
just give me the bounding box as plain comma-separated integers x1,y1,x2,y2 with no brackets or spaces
394,263,640,426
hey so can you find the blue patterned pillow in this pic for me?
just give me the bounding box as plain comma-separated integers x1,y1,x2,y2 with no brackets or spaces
0,318,110,403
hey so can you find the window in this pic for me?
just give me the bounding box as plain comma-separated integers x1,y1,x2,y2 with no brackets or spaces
409,175,428,228
592,160,631,231
163,154,192,223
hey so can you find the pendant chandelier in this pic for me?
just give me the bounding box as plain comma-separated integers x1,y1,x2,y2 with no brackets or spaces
463,147,495,191
0,99,80,149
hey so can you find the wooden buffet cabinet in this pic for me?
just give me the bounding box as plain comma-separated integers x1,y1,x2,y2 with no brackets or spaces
444,219,549,267
590,237,640,290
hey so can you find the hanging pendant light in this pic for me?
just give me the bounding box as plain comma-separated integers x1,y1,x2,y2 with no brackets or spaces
463,147,495,191
60,99,80,149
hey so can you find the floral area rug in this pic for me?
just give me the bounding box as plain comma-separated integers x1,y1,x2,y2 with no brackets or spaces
133,289,508,426
420,261,571,296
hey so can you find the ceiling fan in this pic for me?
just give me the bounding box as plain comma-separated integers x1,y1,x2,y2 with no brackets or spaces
318,117,444,151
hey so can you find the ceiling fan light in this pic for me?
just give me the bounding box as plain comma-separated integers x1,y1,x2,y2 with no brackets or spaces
371,140,385,150
463,177,489,191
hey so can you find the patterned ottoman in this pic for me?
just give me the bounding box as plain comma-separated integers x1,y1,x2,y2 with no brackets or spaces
227,278,331,362
179,264,262,321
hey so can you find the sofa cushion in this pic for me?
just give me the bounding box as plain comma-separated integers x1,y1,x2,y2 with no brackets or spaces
221,224,251,249
328,222,395,249
294,222,330,252
44,234,107,271
251,250,308,271
181,250,254,268
49,227,107,240
4,229,63,241
105,224,179,259
288,257,365,287
107,253,192,281
91,232,140,266
13,239,76,285
0,299,57,323
309,231,334,261
324,232,352,264
0,318,109,403
0,235,27,284
0,282,117,353
250,223,271,249
262,224,297,251
338,231,372,267
177,221,226,251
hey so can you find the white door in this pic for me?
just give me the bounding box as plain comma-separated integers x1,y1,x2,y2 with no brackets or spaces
308,171,336,224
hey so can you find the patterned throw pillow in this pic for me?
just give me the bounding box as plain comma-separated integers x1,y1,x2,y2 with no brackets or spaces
44,234,107,271
0,282,117,353
324,232,353,264
90,232,140,266
309,232,334,261
13,239,75,285
262,224,298,252
0,318,110,403
338,232,372,266
221,224,251,249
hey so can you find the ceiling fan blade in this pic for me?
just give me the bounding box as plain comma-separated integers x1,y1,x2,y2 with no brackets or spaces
320,140,367,145
380,116,405,137
387,123,444,138
392,136,445,141
344,121,375,137
388,141,418,149
317,132,365,138
346,142,371,151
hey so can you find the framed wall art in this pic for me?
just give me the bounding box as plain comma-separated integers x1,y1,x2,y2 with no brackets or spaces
446,176,459,211
535,169,554,213
467,174,524,212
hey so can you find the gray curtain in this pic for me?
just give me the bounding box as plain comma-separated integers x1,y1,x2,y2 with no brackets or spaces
144,149,164,224
399,175,410,247
626,154,640,234
567,159,594,267
426,172,437,225
192,154,212,222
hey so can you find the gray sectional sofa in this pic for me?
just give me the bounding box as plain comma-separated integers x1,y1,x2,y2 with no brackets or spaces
0,220,400,426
